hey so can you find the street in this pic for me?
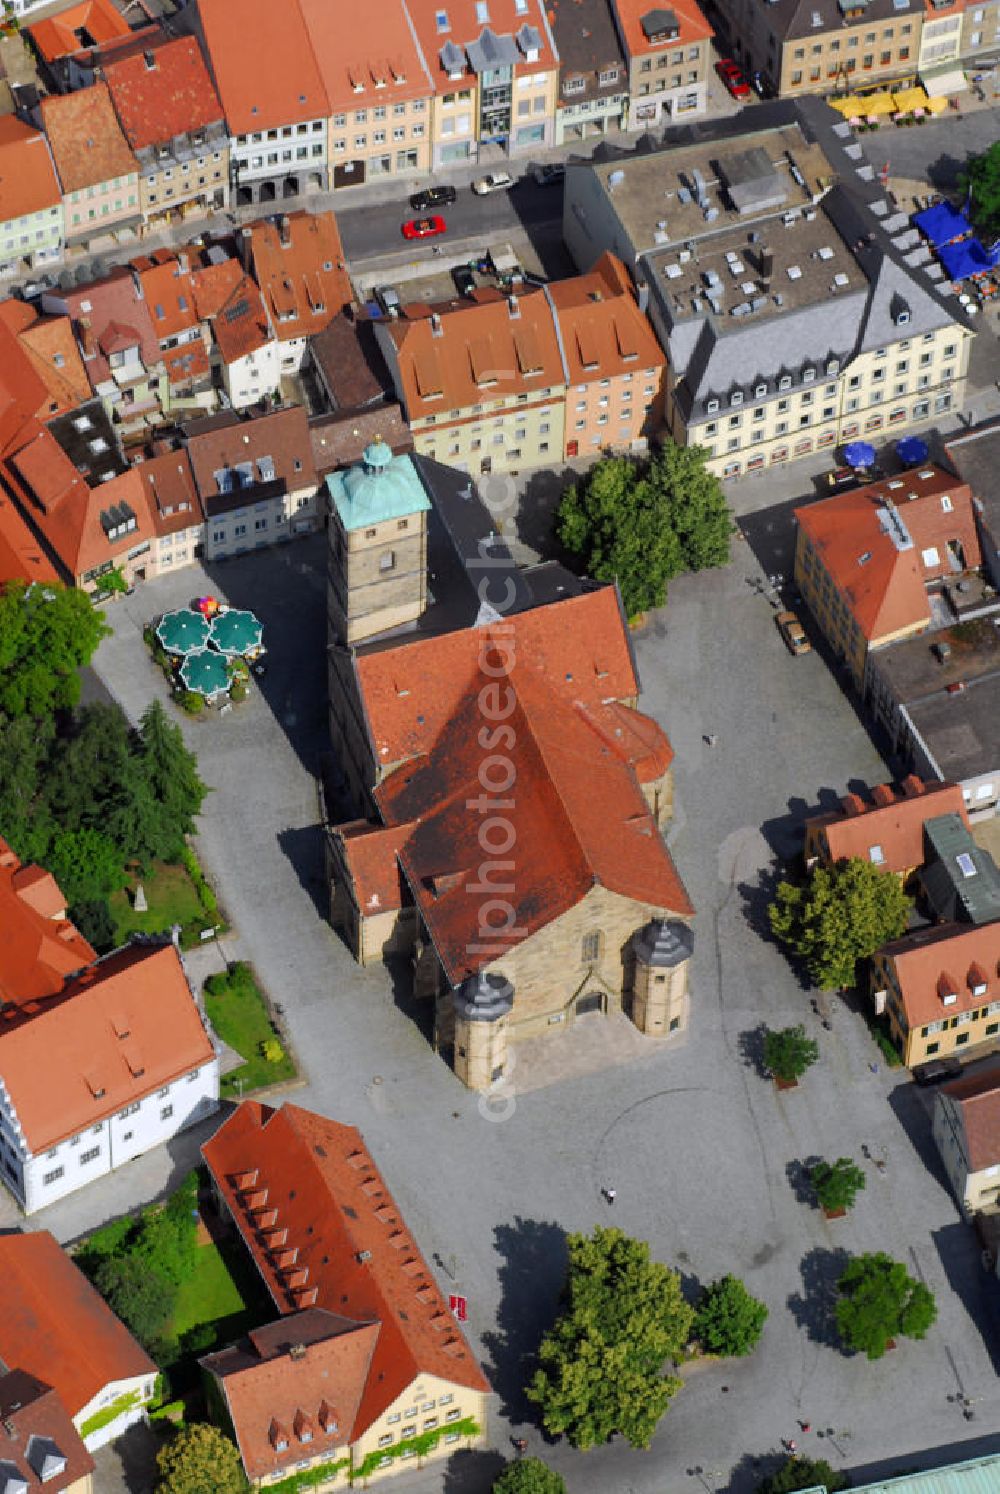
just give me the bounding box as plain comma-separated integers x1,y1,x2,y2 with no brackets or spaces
15,490,997,1493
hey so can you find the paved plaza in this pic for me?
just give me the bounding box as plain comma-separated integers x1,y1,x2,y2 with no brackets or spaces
13,508,1000,1493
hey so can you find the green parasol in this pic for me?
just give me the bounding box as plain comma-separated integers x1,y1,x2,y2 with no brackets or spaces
208,608,264,657
178,648,231,699
155,608,211,655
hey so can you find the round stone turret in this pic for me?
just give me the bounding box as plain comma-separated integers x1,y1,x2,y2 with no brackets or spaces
630,919,693,1038
452,972,514,1090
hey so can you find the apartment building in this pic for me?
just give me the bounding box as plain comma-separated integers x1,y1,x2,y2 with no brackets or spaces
195,0,330,205
40,85,140,250
793,466,981,688
376,287,566,475
549,250,666,457
27,0,132,91
406,0,560,167
0,1371,95,1493
300,0,434,189
103,36,229,230
193,257,279,407
564,102,972,479
804,776,970,879
184,406,320,560
611,0,714,124
548,0,629,143
874,920,1000,1066
714,0,921,99
933,1062,1000,1217
202,1102,490,1486
0,118,63,278
132,250,214,411
243,211,352,374
135,449,205,575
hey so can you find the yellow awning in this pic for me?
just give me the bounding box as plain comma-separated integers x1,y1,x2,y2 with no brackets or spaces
860,91,896,115
892,86,928,112
924,94,948,113
828,96,860,117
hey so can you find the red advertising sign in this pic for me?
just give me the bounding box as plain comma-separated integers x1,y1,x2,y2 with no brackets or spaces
449,1293,468,1322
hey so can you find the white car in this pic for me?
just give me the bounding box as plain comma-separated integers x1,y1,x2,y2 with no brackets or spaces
472,171,514,196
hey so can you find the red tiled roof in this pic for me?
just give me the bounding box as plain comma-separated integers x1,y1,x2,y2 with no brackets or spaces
309,406,412,479
547,252,666,386
376,648,691,983
0,492,59,583
197,0,330,135
135,448,203,538
0,942,215,1151
0,838,94,1007
806,779,969,874
0,1231,155,1417
185,405,317,505
4,447,156,581
28,0,130,62
40,83,137,195
190,256,244,320
202,1310,378,1481
58,267,162,387
406,0,558,94
0,1371,96,1493
0,304,93,419
202,1103,490,1439
103,36,223,152
298,0,433,112
133,254,200,340
794,467,982,643
884,921,1000,1031
609,0,713,55
247,213,352,346
204,269,273,366
334,820,416,916
940,1061,1000,1172
0,117,61,222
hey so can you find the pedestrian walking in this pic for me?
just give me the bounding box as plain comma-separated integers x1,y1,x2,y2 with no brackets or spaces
800,1421,811,1433
869,1062,880,1075
606,1186,617,1205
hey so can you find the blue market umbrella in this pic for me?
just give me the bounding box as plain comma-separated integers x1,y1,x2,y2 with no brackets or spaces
155,608,211,656
178,648,231,699
843,440,877,469
895,435,930,466
208,608,263,657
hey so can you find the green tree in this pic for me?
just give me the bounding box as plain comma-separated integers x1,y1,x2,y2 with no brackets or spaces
962,141,1000,239
769,857,912,990
758,1455,850,1494
492,1457,567,1494
43,705,136,841
692,1274,768,1357
645,440,734,572
0,580,108,718
763,1025,819,1084
46,827,127,907
93,1255,173,1349
0,713,55,863
526,1226,693,1450
811,1157,867,1214
156,1423,246,1494
556,443,733,618
69,898,116,954
836,1251,937,1360
139,700,207,857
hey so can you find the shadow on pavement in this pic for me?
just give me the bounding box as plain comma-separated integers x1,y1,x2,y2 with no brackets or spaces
786,1156,823,1210
94,1418,164,1494
931,1219,1000,1380
786,1245,852,1352
887,1082,953,1198
442,1447,507,1494
276,823,328,921
737,1023,771,1080
724,1448,789,1494
480,1216,569,1424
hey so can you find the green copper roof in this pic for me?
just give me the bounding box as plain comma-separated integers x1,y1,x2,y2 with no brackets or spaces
849,1454,1000,1494
326,439,430,533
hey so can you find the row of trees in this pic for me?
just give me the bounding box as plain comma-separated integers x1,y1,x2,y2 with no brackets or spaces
556,442,734,619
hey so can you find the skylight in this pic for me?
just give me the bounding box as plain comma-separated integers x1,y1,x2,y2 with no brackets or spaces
435,8,449,31
956,852,977,879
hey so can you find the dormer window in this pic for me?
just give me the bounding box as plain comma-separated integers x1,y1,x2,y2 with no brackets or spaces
730,390,743,407
755,382,767,398
779,374,791,391
826,357,840,375
803,365,816,382
706,397,719,414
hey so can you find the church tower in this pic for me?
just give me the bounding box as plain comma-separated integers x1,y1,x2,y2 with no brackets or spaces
326,438,431,646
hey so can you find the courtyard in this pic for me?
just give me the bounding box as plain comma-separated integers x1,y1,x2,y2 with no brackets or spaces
23,521,1000,1493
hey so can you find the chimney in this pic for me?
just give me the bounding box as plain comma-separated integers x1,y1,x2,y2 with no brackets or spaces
279,215,292,248
900,774,926,798
871,783,896,808
637,281,649,315
839,792,865,817
177,251,190,275
507,292,520,319
78,317,96,358
759,247,773,282
430,312,442,338
143,49,156,71
130,265,145,300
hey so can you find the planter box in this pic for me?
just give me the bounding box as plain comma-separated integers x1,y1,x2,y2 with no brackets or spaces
774,1075,799,1090
822,1206,847,1219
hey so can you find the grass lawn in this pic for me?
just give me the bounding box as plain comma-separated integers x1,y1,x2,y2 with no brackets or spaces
204,965,297,1098
170,1237,271,1346
109,860,206,944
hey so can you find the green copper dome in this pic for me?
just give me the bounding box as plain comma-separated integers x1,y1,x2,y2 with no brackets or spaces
326,440,431,533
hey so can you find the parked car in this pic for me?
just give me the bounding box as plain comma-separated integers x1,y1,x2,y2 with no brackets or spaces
401,215,447,240
533,163,565,187
410,184,457,211
716,58,751,99
472,170,514,195
452,264,476,297
776,610,811,655
824,464,885,492
374,284,402,316
913,1057,963,1086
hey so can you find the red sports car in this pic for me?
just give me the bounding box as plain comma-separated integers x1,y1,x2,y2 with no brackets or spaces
402,215,447,240
716,58,751,100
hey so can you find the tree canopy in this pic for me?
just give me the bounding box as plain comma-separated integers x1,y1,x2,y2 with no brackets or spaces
492,1457,567,1493
93,1254,174,1346
811,1157,866,1215
156,1423,246,1494
758,1456,850,1494
526,1227,693,1450
962,142,1000,240
836,1251,937,1360
769,857,912,990
763,1025,819,1084
45,827,127,908
0,581,108,718
556,442,732,618
692,1275,768,1357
